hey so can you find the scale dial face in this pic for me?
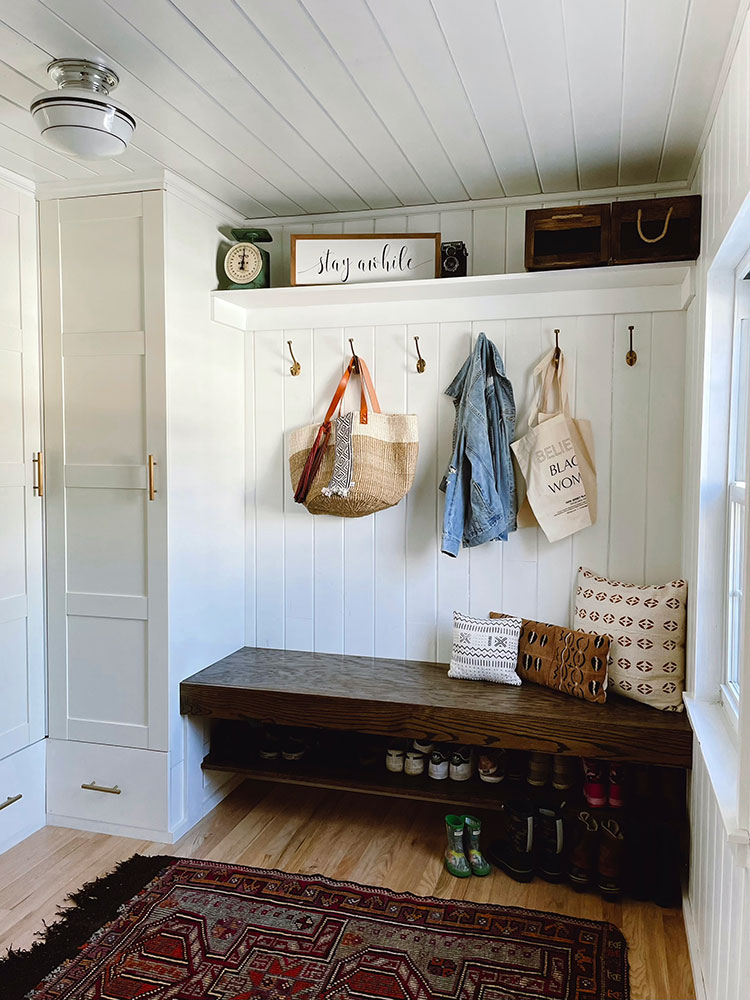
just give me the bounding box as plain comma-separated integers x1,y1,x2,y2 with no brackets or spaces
224,242,262,284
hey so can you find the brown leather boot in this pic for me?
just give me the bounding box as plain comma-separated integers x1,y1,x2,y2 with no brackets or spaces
598,817,625,899
568,809,599,891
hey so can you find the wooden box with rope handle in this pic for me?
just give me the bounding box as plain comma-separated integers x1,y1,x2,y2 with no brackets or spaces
610,194,701,265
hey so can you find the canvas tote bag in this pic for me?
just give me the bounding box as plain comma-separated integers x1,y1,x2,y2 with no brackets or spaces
511,349,597,542
289,356,418,517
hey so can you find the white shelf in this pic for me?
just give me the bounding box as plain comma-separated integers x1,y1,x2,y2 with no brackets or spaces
211,261,695,331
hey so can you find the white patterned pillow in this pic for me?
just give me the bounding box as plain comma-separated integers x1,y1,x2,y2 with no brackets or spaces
448,612,522,686
574,566,687,712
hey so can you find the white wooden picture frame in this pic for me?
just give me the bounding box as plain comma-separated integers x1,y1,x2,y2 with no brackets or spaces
290,233,441,286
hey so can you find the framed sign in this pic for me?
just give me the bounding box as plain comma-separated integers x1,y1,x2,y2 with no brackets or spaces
290,233,441,287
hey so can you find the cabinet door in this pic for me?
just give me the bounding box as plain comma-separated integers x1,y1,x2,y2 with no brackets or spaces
0,183,44,760
41,192,168,751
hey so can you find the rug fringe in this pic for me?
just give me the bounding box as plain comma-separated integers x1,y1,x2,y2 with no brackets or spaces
0,853,175,1000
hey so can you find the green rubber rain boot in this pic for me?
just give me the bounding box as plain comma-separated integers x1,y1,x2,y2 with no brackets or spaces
462,814,491,877
444,814,471,878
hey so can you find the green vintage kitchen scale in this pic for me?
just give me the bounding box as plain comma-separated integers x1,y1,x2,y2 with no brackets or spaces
222,228,273,289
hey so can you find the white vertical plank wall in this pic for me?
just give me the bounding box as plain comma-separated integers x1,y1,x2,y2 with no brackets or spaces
680,5,750,1000
245,311,686,662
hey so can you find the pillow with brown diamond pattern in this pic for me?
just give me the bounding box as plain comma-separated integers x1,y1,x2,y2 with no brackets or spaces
489,613,610,703
573,566,687,711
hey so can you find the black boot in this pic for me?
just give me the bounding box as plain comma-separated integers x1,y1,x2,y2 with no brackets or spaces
534,800,566,883
487,799,534,882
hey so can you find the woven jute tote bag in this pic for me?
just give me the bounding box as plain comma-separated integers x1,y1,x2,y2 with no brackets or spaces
289,356,418,517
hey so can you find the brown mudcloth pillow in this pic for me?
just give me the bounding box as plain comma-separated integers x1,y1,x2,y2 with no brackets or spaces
490,613,610,703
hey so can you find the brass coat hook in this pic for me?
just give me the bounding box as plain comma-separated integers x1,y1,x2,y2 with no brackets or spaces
626,325,637,366
349,337,360,373
414,336,426,373
287,340,301,376
553,329,561,367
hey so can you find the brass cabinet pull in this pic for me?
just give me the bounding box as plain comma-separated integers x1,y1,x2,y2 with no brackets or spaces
81,780,121,795
148,454,157,501
0,794,22,811
32,451,44,497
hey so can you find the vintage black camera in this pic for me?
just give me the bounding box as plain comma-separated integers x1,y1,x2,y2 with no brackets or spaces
440,241,468,277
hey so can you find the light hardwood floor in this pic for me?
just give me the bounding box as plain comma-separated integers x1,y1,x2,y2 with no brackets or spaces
0,780,694,999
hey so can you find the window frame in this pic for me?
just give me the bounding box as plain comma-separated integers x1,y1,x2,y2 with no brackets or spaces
722,256,750,727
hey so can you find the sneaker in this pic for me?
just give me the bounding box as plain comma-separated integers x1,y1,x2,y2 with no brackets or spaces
534,801,566,883
568,809,599,892
598,817,625,899
281,734,308,761
428,745,450,780
449,746,474,781
404,750,425,776
527,752,551,787
478,750,506,784
444,814,471,878
413,738,434,754
552,755,577,791
462,814,491,876
487,799,535,883
258,728,281,760
608,763,626,808
385,745,405,773
581,758,607,808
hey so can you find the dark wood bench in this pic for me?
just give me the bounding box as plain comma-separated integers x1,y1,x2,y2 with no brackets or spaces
181,646,693,772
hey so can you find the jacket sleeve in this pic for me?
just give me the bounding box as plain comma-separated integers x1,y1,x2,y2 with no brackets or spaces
440,433,466,558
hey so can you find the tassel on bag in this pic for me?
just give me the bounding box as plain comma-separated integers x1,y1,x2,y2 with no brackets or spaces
290,355,418,518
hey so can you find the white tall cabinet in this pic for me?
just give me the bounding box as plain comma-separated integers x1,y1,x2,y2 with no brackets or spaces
0,173,46,856
40,179,245,841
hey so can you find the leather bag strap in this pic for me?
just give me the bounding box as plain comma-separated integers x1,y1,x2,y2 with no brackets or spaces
294,355,382,504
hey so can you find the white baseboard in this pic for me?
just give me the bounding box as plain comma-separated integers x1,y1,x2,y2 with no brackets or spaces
202,774,243,815
683,887,709,1000
0,818,46,858
46,813,178,844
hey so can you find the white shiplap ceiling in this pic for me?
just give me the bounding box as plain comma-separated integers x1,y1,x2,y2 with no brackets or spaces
0,0,744,216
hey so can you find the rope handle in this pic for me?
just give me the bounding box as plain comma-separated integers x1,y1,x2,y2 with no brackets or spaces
636,206,673,244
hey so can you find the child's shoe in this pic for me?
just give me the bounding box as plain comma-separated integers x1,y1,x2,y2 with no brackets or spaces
462,814,491,876
478,749,506,784
444,814,471,878
385,744,405,773
608,763,626,808
404,750,425,776
527,752,551,787
552,754,577,790
581,758,607,808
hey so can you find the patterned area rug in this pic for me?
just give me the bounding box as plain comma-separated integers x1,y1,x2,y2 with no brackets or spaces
3,856,629,999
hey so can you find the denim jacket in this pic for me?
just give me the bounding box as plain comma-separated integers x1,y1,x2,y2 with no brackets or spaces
439,332,516,556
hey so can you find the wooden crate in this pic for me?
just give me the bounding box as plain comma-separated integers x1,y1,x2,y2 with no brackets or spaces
611,195,701,264
525,203,611,271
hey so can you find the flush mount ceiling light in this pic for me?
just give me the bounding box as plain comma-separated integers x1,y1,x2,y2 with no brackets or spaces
30,58,136,159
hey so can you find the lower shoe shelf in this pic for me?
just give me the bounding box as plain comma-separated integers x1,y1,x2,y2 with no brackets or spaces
201,753,508,812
